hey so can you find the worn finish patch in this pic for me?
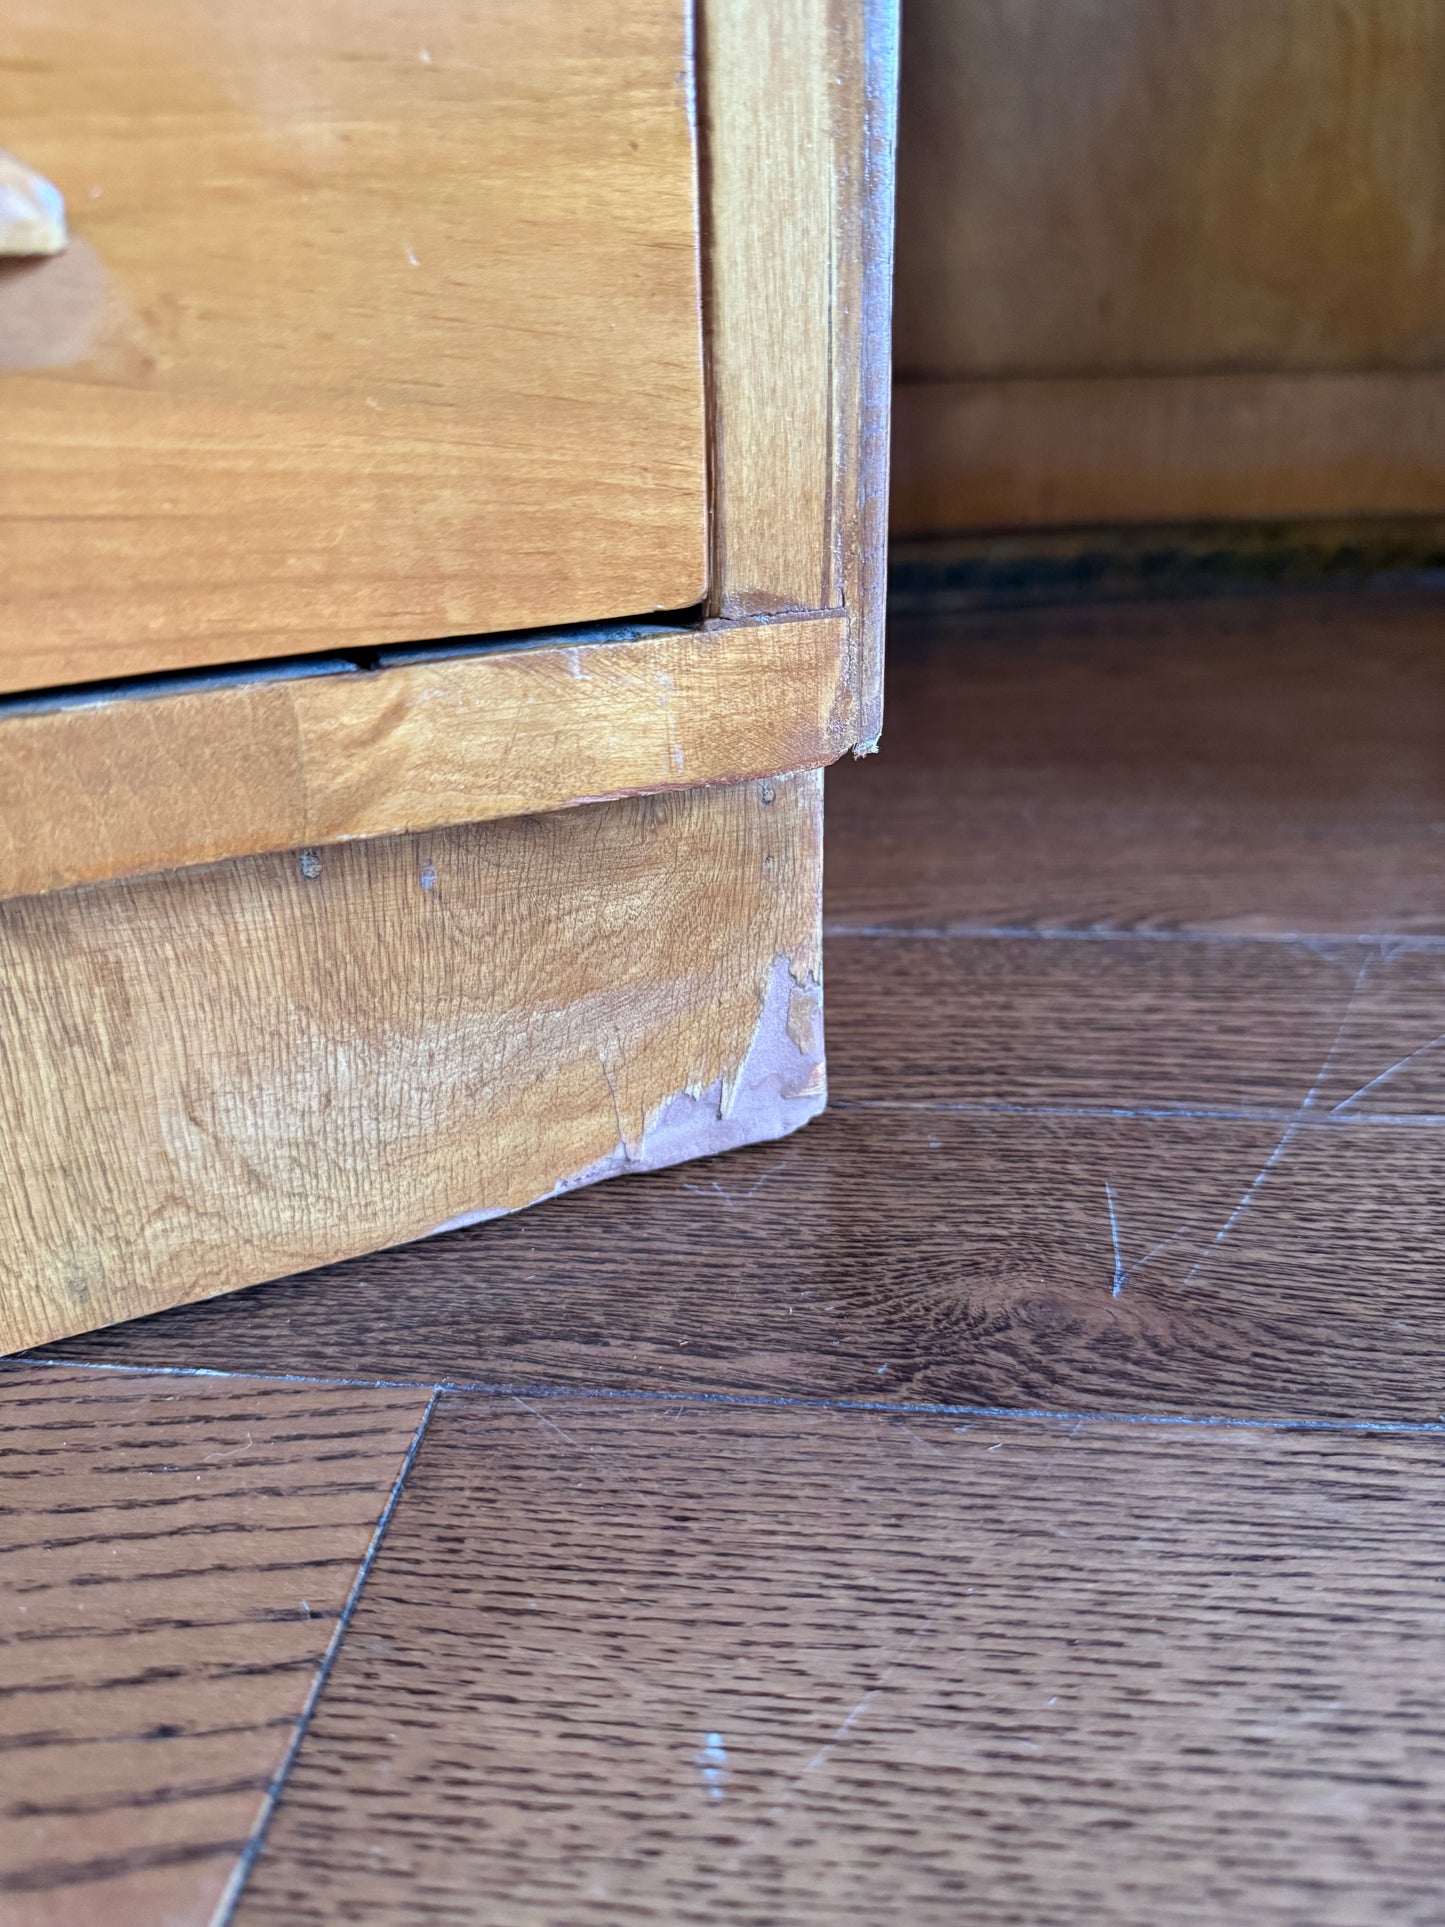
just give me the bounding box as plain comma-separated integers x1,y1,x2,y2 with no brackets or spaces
428,953,827,1238
0,151,67,258
0,238,152,375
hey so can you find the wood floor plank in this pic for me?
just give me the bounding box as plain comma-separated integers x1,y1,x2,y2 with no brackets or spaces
826,590,1445,938
826,931,1360,1112
38,1102,1445,1424
234,1396,1445,1925
0,1366,430,1926
828,928,1445,1119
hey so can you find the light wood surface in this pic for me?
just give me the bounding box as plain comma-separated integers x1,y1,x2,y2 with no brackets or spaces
704,0,833,620
0,772,824,1355
702,0,896,747
891,372,1445,532
829,0,897,751
895,0,1445,385
0,1365,429,1926
235,1397,1445,1925
0,0,903,1363
0,614,848,901
892,0,1445,529
0,0,706,694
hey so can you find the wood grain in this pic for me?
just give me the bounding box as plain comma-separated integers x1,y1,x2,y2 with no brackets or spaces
824,931,1370,1113
0,0,706,694
16,579,1445,1927
42,1092,1445,1426
0,772,824,1355
830,0,898,750
703,0,832,620
24,585,1445,1921
890,373,1445,533
828,919,1445,1132
45,589,1445,1427
895,0,1445,383
0,1364,429,1926
0,614,848,901
702,0,896,746
235,1397,1445,1924
891,1,1445,529
827,592,1445,938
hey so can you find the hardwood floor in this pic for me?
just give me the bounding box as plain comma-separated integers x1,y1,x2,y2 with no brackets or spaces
234,1401,1445,1926
827,591,1445,938
20,588,1445,1919
0,1368,430,1924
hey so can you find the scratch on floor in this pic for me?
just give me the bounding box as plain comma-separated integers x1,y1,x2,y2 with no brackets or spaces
1114,1214,1221,1292
681,1164,787,1207
1105,1181,1125,1297
724,1618,938,1867
1332,1027,1445,1114
511,1396,648,1503
695,1731,728,1802
1182,954,1373,1286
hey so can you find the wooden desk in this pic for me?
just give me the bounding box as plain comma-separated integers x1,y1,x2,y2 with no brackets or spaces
0,0,897,1352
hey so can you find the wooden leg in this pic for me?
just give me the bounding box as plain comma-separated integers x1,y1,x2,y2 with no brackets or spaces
0,773,824,1354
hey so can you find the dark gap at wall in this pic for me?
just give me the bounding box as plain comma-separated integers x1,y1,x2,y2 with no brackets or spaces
889,519,1445,614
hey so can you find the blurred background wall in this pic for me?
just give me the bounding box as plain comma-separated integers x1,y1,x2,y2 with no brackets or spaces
891,0,1445,538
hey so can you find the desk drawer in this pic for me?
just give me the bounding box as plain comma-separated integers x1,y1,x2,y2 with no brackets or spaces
0,0,707,694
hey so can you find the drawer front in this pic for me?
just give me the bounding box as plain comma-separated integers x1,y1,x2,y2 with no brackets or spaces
0,0,707,695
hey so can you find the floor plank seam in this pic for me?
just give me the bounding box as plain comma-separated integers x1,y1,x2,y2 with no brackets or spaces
209,1385,440,1927
417,1383,1445,1437
22,1356,1445,1433
833,1097,1445,1126
17,1360,1445,1436
825,922,1445,950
